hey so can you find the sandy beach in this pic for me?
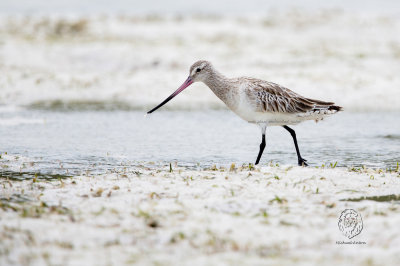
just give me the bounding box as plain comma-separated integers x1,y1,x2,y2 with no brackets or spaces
1,159,400,265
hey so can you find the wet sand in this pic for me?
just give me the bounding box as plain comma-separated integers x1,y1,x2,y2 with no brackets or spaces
1,162,400,265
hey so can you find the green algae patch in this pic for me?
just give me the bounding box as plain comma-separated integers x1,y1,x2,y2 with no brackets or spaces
0,170,72,181
341,194,400,202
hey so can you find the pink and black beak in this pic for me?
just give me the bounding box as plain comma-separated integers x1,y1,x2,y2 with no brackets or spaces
147,76,193,114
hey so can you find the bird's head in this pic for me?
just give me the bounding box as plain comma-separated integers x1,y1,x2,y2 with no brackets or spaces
188,60,213,83
147,60,213,114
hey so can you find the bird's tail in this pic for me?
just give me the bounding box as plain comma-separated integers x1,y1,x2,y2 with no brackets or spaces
297,98,343,122
305,97,343,113
326,105,343,112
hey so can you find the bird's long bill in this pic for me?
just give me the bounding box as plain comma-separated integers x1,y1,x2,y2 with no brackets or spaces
147,76,193,114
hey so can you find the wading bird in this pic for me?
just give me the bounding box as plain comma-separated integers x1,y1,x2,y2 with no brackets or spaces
147,60,342,166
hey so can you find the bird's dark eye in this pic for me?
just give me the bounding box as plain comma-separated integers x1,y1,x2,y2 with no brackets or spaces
196,68,201,73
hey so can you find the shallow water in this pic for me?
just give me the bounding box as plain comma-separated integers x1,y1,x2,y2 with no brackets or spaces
0,109,399,179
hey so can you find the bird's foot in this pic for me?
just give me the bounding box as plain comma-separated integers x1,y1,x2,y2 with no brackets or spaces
298,158,308,167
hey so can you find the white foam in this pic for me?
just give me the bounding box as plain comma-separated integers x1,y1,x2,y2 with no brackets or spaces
0,117,45,126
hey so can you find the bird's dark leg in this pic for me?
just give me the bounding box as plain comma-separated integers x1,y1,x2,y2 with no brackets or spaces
283,125,308,166
255,124,267,165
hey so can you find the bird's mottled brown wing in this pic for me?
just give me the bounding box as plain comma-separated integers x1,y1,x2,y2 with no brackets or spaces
244,79,335,113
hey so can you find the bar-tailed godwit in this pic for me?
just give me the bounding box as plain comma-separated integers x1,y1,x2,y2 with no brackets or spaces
148,60,342,166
